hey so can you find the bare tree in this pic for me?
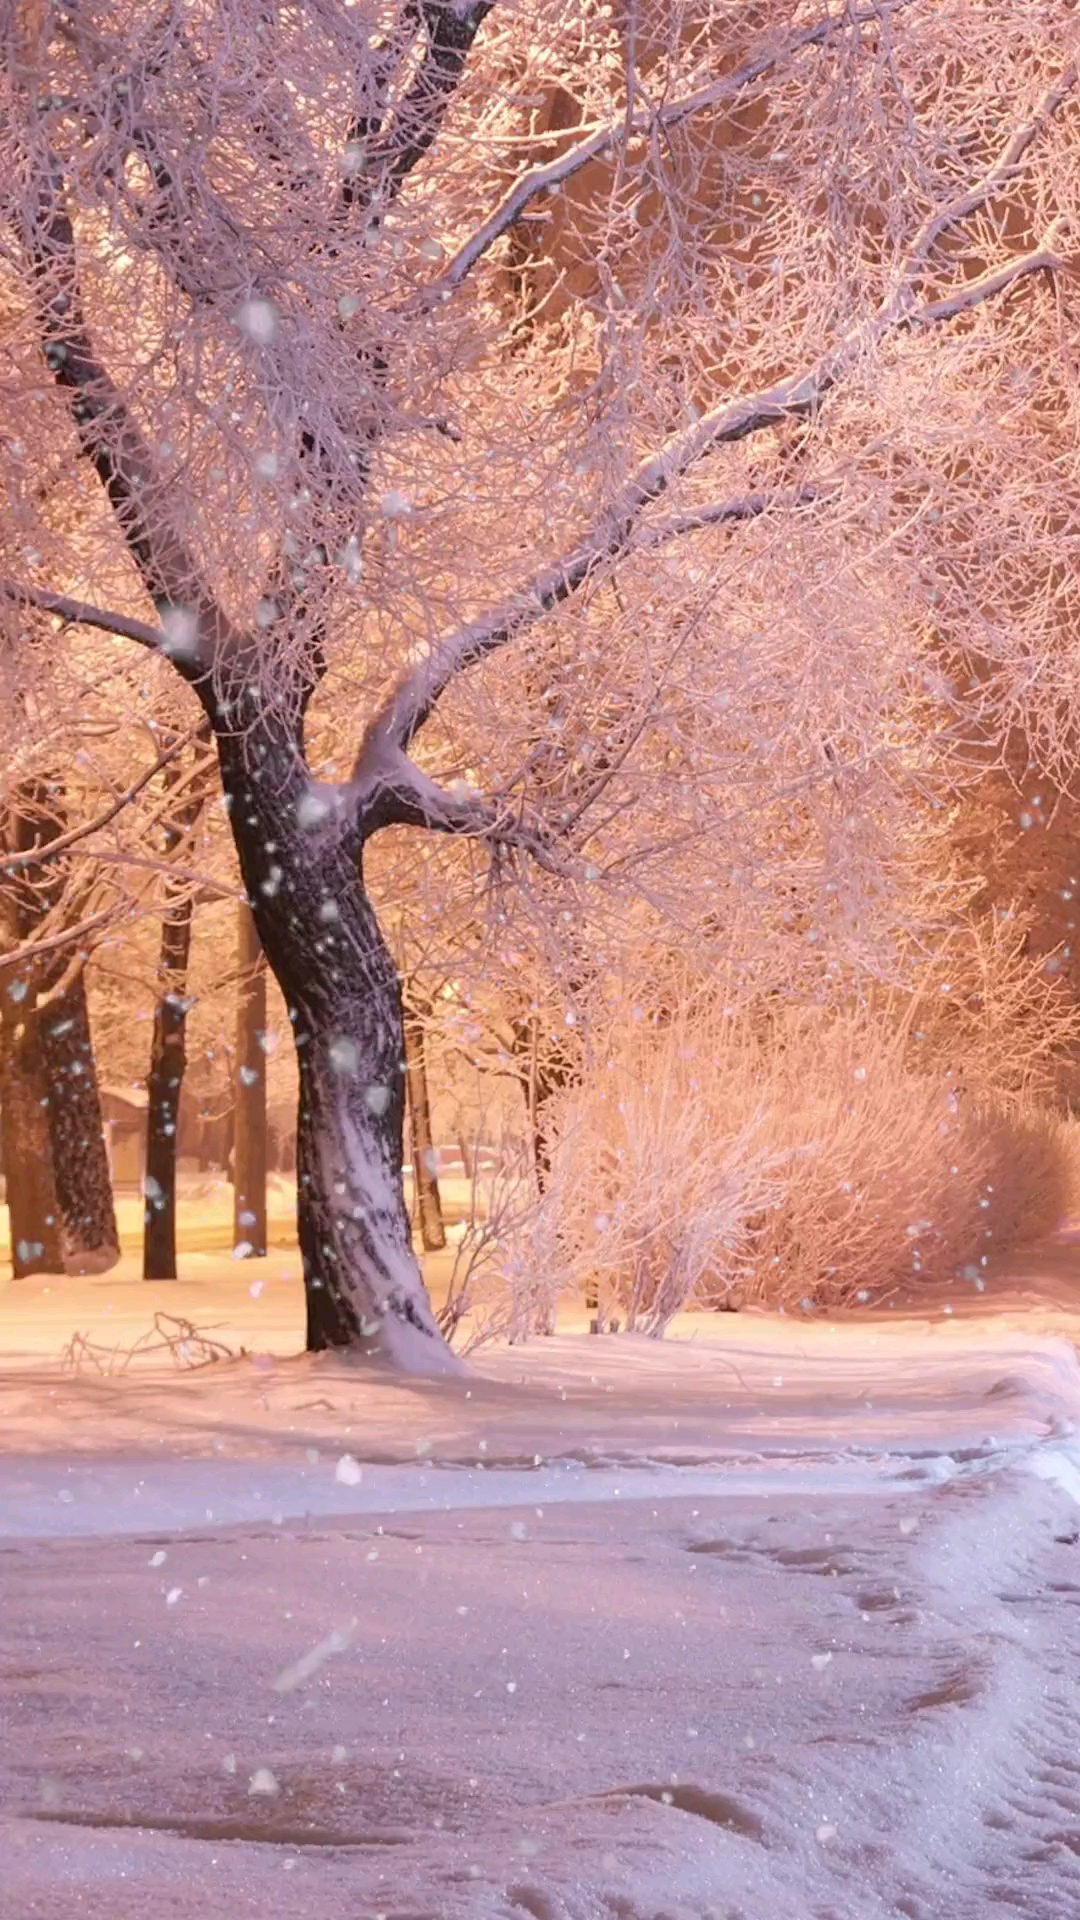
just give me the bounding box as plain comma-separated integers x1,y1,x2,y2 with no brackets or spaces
2,2,1078,1367
0,875,64,1276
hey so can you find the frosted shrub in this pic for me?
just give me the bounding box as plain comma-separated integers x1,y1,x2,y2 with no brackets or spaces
735,1013,1077,1310
530,1019,783,1332
528,975,1080,1326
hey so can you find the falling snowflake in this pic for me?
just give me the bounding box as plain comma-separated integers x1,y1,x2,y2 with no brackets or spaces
236,297,277,345
329,1036,360,1075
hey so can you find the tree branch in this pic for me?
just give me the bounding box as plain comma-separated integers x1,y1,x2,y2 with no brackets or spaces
0,904,116,971
632,483,830,552
357,486,818,764
1,579,167,654
916,235,1066,323
0,724,204,873
412,0,920,311
350,742,573,871
58,847,239,901
366,68,1074,753
342,1,494,218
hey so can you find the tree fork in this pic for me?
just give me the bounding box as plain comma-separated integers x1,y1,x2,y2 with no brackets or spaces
216,719,461,1372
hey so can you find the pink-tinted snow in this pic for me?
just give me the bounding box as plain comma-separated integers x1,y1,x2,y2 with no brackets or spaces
5,1243,1080,1917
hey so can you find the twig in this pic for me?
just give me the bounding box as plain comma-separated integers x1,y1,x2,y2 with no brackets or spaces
60,1311,240,1375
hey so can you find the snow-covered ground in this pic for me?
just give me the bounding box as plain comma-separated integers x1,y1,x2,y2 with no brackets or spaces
5,1242,1080,1916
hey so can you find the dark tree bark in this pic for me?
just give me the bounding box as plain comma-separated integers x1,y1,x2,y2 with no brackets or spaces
1,783,118,1275
404,988,446,1252
215,715,459,1371
39,974,120,1273
143,893,195,1278
233,901,268,1259
0,992,64,1278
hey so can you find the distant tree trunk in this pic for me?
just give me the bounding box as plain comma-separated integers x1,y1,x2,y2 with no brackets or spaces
143,892,195,1279
404,989,446,1252
233,900,268,1258
143,749,207,1280
0,994,64,1277
39,972,120,1273
0,781,117,1274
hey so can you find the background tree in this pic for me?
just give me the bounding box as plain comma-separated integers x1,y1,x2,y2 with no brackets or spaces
232,901,268,1261
0,774,118,1272
143,733,212,1278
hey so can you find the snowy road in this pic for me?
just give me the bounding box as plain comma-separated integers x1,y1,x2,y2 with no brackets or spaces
5,1300,1080,1916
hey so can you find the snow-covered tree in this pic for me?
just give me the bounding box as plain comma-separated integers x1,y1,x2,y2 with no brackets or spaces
2,1,1078,1367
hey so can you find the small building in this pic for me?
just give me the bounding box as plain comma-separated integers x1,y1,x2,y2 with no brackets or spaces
99,1085,148,1188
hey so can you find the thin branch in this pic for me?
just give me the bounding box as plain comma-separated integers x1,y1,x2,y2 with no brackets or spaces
412,0,921,311
366,70,1074,753
1,579,167,652
0,725,203,873
917,236,1065,323
60,847,240,900
357,486,818,766
34,940,93,1012
633,482,831,551
0,904,116,970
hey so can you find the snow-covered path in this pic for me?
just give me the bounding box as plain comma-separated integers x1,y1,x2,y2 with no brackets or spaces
6,1261,1080,1916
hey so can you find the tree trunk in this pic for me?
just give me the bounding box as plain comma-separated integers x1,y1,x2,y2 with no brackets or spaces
0,995,64,1277
1,782,117,1275
39,973,120,1273
143,892,195,1279
404,989,446,1252
233,901,268,1259
215,720,460,1372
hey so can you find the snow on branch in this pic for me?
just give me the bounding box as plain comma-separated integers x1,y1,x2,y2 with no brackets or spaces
413,0,921,311
16,139,233,676
0,723,204,874
351,738,573,871
368,68,1075,754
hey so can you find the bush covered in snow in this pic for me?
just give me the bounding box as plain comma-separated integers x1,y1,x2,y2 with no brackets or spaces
509,928,1080,1329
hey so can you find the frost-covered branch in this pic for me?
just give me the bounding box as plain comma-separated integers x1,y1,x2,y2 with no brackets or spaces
414,0,920,309
16,138,232,676
1,580,167,655
351,740,573,871
369,70,1074,752
0,722,203,873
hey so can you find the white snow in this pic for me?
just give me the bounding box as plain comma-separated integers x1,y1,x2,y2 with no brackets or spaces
5,1238,1080,1915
